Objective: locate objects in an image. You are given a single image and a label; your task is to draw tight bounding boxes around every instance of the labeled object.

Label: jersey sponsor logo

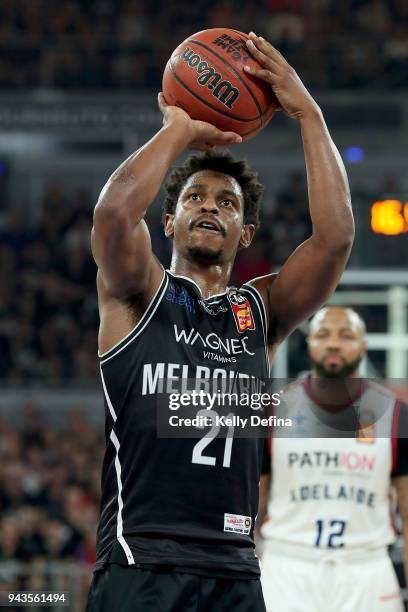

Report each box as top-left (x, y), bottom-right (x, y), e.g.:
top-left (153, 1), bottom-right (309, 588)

top-left (227, 292), bottom-right (255, 333)
top-left (224, 513), bottom-right (252, 535)
top-left (288, 450), bottom-right (376, 471)
top-left (202, 351), bottom-right (237, 363)
top-left (166, 285), bottom-right (196, 313)
top-left (173, 324), bottom-right (255, 356)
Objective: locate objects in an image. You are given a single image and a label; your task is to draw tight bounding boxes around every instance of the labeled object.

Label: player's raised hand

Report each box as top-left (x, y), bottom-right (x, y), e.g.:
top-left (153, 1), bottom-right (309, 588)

top-left (158, 92), bottom-right (242, 151)
top-left (244, 33), bottom-right (319, 120)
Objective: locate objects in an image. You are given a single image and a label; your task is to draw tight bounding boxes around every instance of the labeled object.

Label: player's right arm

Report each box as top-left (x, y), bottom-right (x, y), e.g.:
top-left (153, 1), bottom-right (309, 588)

top-left (258, 473), bottom-right (271, 528)
top-left (255, 473), bottom-right (271, 557)
top-left (92, 95), bottom-right (241, 353)
top-left (255, 440), bottom-right (272, 553)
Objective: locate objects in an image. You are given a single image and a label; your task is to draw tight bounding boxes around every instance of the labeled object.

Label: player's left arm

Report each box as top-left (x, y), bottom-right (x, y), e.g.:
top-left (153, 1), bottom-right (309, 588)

top-left (245, 33), bottom-right (354, 342)
top-left (392, 405), bottom-right (408, 586)
top-left (393, 476), bottom-right (408, 587)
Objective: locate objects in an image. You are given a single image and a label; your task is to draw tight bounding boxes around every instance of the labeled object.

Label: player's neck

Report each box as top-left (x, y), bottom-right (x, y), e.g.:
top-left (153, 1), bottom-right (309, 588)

top-left (308, 370), bottom-right (363, 409)
top-left (169, 256), bottom-right (232, 299)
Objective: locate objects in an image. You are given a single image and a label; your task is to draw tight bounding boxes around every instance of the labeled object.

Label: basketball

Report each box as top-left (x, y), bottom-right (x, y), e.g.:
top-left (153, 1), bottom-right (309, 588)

top-left (162, 28), bottom-right (280, 140)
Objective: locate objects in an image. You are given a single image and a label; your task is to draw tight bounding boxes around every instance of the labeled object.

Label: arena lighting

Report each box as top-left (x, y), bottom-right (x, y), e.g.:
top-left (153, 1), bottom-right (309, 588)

top-left (344, 146), bottom-right (365, 163)
top-left (371, 199), bottom-right (408, 235)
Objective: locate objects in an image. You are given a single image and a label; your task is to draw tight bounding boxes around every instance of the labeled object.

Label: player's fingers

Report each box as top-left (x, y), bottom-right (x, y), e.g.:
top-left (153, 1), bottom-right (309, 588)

top-left (216, 131), bottom-right (242, 144)
top-left (157, 92), bottom-right (168, 114)
top-left (245, 39), bottom-right (279, 71)
top-left (244, 65), bottom-right (278, 84)
top-left (248, 33), bottom-right (286, 64)
top-left (202, 126), bottom-right (242, 144)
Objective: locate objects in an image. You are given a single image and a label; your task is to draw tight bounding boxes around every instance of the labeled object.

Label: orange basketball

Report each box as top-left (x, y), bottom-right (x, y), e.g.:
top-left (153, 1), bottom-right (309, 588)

top-left (162, 28), bottom-right (280, 140)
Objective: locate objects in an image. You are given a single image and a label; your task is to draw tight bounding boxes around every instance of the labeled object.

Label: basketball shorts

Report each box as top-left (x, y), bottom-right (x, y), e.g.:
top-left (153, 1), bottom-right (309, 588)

top-left (86, 563), bottom-right (267, 612)
top-left (261, 542), bottom-right (404, 612)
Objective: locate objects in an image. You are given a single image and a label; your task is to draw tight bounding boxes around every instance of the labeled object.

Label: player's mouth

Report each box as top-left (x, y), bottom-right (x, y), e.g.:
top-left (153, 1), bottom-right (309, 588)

top-left (323, 354), bottom-right (344, 367)
top-left (191, 217), bottom-right (225, 236)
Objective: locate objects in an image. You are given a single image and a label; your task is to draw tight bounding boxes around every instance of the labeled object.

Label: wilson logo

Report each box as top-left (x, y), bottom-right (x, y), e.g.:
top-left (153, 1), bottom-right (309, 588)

top-left (180, 47), bottom-right (239, 109)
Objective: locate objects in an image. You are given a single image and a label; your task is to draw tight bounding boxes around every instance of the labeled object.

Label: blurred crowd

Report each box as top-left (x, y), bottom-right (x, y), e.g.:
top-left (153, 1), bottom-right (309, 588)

top-left (0, 402), bottom-right (102, 597)
top-left (0, 184), bottom-right (99, 383)
top-left (0, 0), bottom-right (407, 90)
top-left (0, 172), bottom-right (311, 383)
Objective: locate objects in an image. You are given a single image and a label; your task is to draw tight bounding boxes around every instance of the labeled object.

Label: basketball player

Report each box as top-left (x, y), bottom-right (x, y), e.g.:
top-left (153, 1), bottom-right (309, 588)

top-left (86, 33), bottom-right (354, 611)
top-left (259, 306), bottom-right (408, 612)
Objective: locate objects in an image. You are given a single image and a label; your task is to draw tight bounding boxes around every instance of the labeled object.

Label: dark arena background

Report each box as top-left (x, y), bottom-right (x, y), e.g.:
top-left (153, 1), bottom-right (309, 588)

top-left (0, 1), bottom-right (407, 610)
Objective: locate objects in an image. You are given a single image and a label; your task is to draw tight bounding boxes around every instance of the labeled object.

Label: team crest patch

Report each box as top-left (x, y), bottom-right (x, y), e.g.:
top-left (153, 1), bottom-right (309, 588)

top-left (228, 291), bottom-right (255, 333)
top-left (356, 410), bottom-right (376, 444)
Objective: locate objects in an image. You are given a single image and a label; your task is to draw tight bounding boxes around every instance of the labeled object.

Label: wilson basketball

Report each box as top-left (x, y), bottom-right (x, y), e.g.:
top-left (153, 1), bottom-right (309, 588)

top-left (162, 28), bottom-right (280, 140)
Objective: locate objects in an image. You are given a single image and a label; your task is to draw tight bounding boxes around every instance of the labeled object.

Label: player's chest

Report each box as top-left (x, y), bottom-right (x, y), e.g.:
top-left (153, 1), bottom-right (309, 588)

top-left (157, 289), bottom-right (265, 369)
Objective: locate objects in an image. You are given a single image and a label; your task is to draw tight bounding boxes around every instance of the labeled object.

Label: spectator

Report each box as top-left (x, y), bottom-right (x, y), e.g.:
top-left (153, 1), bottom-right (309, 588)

top-left (0, 0), bottom-right (406, 90)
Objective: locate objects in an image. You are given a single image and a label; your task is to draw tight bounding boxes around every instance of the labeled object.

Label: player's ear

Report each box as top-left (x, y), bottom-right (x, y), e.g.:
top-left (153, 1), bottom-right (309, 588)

top-left (164, 213), bottom-right (175, 237)
top-left (239, 224), bottom-right (255, 248)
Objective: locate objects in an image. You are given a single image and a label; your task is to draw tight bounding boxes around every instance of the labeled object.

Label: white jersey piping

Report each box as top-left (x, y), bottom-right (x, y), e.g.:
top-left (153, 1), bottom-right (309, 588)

top-left (100, 369), bottom-right (135, 565)
top-left (166, 269), bottom-right (229, 301)
top-left (241, 284), bottom-right (270, 374)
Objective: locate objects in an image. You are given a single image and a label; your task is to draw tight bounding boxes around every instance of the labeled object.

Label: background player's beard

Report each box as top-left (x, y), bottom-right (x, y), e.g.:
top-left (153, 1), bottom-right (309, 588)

top-left (187, 245), bottom-right (223, 264)
top-left (310, 354), bottom-right (363, 378)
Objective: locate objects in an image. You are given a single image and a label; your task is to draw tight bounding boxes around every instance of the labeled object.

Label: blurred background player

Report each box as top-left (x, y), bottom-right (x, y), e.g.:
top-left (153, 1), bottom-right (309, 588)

top-left (258, 306), bottom-right (408, 612)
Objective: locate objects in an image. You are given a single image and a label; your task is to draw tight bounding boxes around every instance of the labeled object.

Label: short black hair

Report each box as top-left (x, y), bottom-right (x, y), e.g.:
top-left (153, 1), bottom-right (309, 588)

top-left (163, 150), bottom-right (263, 229)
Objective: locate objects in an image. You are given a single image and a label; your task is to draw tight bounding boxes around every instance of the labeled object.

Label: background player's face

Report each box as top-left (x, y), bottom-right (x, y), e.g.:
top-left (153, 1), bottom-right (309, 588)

top-left (307, 308), bottom-right (367, 378)
top-left (165, 170), bottom-right (254, 264)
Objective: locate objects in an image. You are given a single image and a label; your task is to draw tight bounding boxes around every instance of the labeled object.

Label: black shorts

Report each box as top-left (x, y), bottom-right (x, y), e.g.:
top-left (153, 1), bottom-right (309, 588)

top-left (86, 564), bottom-right (267, 612)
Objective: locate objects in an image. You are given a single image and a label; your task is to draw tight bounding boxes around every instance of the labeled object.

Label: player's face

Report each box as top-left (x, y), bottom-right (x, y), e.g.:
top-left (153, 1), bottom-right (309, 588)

top-left (307, 308), bottom-right (367, 378)
top-left (165, 170), bottom-right (254, 264)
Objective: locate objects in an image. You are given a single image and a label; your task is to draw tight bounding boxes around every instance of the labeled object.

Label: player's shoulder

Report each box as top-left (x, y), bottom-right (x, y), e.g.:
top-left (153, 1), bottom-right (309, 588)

top-left (364, 379), bottom-right (399, 404)
top-left (280, 375), bottom-right (308, 399)
top-left (243, 273), bottom-right (277, 302)
top-left (245, 273), bottom-right (279, 290)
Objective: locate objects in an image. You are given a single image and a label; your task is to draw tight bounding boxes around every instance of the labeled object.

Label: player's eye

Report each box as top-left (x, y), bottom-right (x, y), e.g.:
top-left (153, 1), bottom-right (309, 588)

top-left (221, 199), bottom-right (233, 207)
top-left (189, 193), bottom-right (201, 201)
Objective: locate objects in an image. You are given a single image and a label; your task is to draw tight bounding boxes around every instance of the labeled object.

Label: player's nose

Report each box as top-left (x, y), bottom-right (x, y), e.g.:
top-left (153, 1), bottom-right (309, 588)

top-left (200, 199), bottom-right (219, 214)
top-left (326, 342), bottom-right (341, 352)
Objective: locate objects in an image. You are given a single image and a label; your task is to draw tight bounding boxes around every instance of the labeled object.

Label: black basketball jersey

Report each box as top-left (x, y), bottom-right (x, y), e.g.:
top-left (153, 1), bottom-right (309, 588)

top-left (95, 269), bottom-right (270, 577)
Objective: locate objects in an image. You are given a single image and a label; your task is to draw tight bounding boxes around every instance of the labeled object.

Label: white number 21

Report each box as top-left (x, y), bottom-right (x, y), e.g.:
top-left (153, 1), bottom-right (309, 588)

top-left (191, 409), bottom-right (235, 468)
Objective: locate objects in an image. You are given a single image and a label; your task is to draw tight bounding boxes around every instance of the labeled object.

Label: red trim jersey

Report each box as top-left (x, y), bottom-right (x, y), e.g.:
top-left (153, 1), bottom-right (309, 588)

top-left (262, 377), bottom-right (408, 553)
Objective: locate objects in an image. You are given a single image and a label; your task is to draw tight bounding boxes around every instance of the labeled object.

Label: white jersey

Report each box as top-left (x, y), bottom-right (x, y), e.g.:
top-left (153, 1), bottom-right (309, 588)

top-left (261, 378), bottom-right (400, 554)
